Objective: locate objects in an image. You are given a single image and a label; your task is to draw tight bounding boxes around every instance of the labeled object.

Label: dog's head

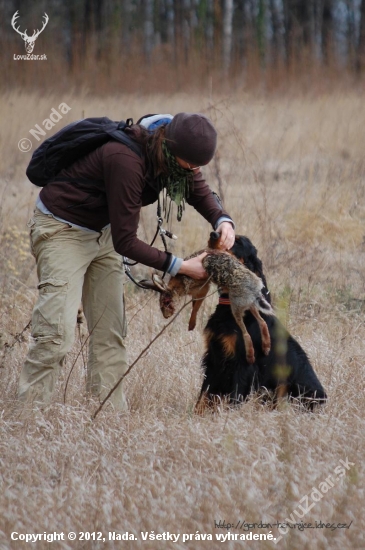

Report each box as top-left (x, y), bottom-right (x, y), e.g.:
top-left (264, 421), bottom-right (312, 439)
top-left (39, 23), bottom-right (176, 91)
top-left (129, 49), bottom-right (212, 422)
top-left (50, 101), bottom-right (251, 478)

top-left (208, 232), bottom-right (271, 304)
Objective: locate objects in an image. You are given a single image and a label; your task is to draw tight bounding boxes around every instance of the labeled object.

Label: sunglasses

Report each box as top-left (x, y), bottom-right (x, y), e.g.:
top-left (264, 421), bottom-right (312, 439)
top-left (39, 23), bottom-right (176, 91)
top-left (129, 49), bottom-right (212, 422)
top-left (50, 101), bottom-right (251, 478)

top-left (175, 156), bottom-right (201, 172)
top-left (187, 163), bottom-right (201, 171)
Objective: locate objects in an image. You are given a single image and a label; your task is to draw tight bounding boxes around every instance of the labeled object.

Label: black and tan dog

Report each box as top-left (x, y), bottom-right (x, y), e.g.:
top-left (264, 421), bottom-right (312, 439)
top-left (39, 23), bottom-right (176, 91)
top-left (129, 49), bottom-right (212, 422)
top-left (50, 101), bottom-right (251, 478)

top-left (195, 233), bottom-right (327, 412)
top-left (146, 232), bottom-right (327, 412)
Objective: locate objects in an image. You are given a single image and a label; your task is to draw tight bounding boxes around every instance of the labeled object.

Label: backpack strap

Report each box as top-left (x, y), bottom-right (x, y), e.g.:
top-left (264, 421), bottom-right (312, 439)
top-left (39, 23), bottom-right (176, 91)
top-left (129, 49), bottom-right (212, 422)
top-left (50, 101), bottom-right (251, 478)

top-left (105, 121), bottom-right (142, 158)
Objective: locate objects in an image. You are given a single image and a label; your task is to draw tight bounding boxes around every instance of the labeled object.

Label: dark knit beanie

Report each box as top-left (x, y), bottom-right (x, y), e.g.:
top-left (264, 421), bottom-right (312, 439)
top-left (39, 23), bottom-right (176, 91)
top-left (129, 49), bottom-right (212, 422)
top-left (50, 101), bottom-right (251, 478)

top-left (164, 112), bottom-right (217, 166)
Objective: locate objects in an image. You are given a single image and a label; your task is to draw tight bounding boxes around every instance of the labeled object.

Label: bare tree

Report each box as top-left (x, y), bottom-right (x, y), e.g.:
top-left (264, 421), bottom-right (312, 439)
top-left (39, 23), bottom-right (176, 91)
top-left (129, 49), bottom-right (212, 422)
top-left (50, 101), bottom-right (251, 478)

top-left (165, 0), bottom-right (175, 44)
top-left (270, 0), bottom-right (282, 63)
top-left (144, 0), bottom-right (155, 61)
top-left (205, 0), bottom-right (214, 62)
top-left (346, 0), bottom-right (357, 69)
top-left (321, 0), bottom-right (334, 64)
top-left (120, 0), bottom-right (134, 54)
top-left (182, 0), bottom-right (191, 63)
top-left (222, 0), bottom-right (234, 73)
top-left (357, 0), bottom-right (365, 72)
top-left (283, 0), bottom-right (315, 63)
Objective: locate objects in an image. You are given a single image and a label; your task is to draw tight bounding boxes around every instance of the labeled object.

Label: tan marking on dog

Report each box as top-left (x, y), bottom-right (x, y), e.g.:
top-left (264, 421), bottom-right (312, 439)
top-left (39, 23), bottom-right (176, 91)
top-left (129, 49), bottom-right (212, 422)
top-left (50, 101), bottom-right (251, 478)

top-left (204, 328), bottom-right (214, 349)
top-left (219, 333), bottom-right (237, 357)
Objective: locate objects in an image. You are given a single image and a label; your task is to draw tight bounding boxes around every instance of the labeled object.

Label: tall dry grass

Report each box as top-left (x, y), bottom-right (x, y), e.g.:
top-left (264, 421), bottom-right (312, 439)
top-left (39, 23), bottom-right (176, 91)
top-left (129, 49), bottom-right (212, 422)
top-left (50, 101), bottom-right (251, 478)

top-left (0, 90), bottom-right (364, 549)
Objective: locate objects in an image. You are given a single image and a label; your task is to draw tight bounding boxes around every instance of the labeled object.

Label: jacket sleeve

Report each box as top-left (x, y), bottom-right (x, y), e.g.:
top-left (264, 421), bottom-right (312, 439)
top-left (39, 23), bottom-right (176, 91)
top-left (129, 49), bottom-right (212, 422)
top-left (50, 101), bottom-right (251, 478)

top-left (102, 144), bottom-right (171, 271)
top-left (186, 171), bottom-right (234, 228)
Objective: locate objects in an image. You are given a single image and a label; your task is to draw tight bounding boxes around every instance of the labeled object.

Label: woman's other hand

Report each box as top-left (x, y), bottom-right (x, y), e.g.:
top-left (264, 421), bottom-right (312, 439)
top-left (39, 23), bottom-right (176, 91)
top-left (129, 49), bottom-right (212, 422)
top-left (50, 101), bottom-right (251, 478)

top-left (179, 252), bottom-right (208, 279)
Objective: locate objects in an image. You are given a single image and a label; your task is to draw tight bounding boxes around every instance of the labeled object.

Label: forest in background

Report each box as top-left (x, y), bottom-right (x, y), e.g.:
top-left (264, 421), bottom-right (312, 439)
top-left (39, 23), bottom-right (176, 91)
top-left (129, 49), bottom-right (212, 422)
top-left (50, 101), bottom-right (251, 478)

top-left (1, 3), bottom-right (365, 548)
top-left (2, 0), bottom-right (365, 93)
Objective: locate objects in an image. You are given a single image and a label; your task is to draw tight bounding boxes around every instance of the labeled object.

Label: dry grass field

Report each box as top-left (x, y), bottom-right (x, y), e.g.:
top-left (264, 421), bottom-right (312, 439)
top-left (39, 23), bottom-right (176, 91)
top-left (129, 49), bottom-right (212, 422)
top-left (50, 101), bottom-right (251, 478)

top-left (0, 90), bottom-right (364, 550)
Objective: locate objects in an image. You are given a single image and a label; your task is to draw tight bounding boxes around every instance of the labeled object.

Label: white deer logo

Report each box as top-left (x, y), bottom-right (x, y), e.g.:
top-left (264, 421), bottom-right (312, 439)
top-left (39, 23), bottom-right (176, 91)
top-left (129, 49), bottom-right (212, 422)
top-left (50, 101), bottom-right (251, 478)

top-left (11, 11), bottom-right (49, 54)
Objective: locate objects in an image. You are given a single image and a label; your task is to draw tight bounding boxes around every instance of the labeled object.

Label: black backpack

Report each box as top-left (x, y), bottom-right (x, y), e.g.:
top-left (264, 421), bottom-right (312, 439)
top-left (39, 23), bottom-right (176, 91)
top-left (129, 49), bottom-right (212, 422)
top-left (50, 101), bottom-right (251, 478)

top-left (26, 117), bottom-right (142, 187)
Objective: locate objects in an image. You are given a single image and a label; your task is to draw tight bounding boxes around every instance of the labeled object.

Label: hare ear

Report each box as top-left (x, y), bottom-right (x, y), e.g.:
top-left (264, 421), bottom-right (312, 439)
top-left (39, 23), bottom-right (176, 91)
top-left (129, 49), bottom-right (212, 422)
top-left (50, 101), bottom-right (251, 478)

top-left (152, 273), bottom-right (169, 292)
top-left (138, 275), bottom-right (168, 293)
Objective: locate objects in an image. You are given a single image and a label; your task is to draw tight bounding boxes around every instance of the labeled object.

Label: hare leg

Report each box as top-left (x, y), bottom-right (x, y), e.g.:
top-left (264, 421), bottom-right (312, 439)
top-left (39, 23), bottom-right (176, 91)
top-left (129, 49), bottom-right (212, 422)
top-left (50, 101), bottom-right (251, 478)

top-left (231, 306), bottom-right (255, 364)
top-left (188, 282), bottom-right (210, 331)
top-left (250, 306), bottom-right (271, 355)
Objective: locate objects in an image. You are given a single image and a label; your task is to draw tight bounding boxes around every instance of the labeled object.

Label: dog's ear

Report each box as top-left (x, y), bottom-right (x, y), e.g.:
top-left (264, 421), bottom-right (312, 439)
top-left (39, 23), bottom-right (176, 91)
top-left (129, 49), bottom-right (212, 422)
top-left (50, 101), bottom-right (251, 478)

top-left (230, 236), bottom-right (257, 270)
top-left (259, 277), bottom-right (271, 304)
top-left (253, 263), bottom-right (271, 305)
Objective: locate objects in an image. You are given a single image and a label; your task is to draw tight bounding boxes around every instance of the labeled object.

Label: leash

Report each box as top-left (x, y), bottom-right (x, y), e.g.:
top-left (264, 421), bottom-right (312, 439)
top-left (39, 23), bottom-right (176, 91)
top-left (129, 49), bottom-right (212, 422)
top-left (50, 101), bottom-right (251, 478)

top-left (123, 194), bottom-right (177, 290)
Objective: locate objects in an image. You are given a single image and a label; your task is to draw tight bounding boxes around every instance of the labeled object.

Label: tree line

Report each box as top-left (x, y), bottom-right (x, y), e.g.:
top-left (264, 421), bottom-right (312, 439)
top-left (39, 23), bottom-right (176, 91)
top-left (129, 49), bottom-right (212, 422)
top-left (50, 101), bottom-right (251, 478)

top-left (2, 0), bottom-right (365, 91)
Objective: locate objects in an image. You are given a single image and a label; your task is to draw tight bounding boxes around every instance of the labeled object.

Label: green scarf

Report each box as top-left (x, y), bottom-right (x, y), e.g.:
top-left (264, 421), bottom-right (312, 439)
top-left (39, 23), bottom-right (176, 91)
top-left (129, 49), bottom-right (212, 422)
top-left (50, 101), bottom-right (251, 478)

top-left (158, 140), bottom-right (194, 222)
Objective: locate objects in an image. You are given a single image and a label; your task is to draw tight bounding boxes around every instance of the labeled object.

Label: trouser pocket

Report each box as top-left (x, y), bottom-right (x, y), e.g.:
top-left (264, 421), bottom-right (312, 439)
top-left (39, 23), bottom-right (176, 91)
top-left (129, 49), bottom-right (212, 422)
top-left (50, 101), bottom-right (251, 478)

top-left (32, 278), bottom-right (68, 338)
top-left (29, 211), bottom-right (72, 258)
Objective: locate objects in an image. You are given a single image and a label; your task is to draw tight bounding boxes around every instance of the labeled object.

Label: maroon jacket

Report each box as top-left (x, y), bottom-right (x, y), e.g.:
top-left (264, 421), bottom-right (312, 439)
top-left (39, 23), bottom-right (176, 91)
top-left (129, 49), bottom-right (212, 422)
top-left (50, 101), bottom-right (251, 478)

top-left (40, 141), bottom-right (232, 271)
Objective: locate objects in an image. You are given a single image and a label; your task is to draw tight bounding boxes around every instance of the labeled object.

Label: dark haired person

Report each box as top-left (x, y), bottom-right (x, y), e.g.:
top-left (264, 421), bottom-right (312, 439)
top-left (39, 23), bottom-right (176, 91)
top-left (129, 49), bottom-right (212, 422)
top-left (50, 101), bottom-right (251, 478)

top-left (18, 112), bottom-right (235, 410)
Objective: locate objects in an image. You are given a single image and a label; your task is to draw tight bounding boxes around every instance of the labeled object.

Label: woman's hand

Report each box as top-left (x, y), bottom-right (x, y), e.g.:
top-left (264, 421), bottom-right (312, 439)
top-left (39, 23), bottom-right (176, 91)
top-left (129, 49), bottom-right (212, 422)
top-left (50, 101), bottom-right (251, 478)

top-left (179, 252), bottom-right (208, 279)
top-left (215, 222), bottom-right (235, 250)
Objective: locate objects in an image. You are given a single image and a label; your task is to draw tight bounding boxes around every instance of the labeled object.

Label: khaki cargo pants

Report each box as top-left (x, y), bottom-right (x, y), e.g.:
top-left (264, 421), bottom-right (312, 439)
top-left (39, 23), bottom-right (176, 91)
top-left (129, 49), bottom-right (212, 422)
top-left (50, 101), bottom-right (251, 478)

top-left (18, 208), bottom-right (128, 410)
